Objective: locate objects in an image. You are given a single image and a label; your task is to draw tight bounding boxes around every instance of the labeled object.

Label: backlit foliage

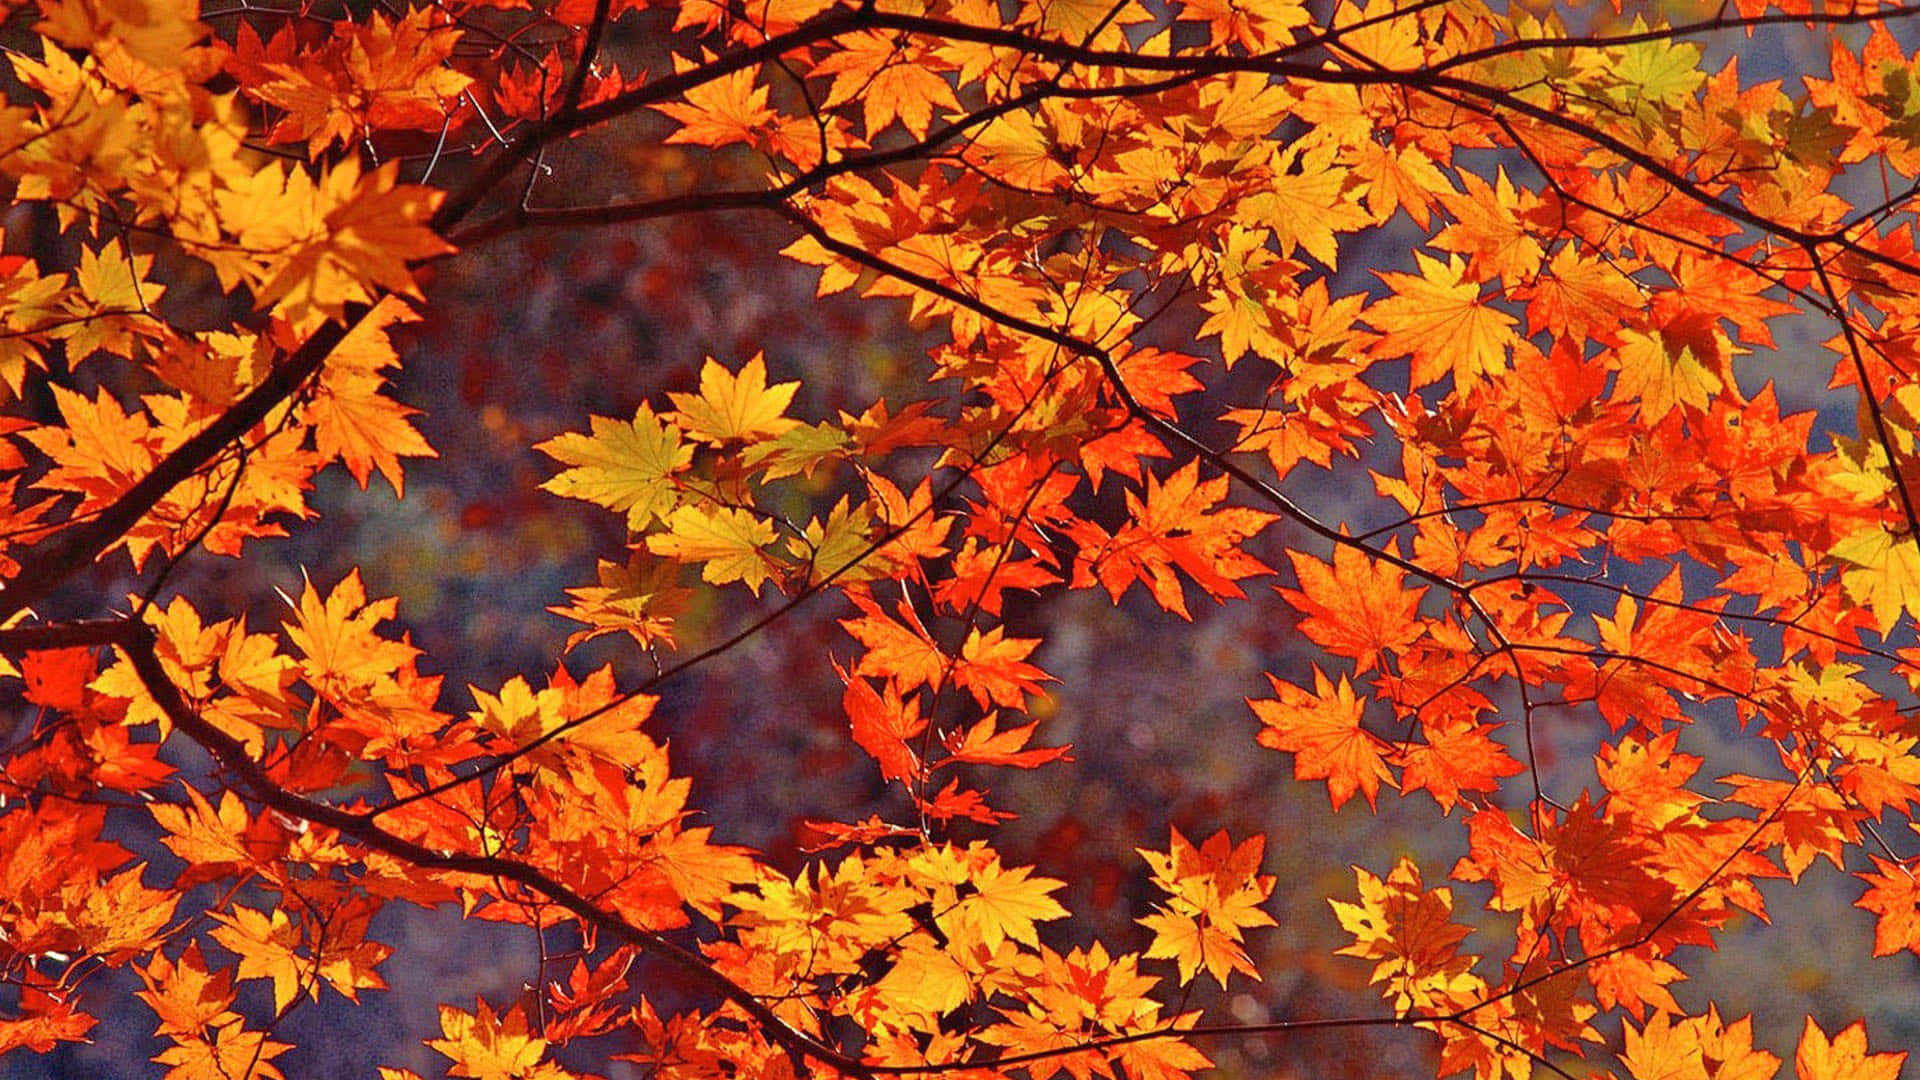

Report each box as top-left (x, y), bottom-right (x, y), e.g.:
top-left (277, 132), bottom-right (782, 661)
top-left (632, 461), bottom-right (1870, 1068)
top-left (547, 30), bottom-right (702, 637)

top-left (3, 0), bottom-right (1920, 1076)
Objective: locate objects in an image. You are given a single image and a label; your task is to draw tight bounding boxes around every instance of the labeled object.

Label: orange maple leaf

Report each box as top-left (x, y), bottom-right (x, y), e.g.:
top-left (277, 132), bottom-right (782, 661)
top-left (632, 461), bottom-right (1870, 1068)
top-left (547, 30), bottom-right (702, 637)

top-left (840, 668), bottom-right (925, 783)
top-left (653, 58), bottom-right (778, 149)
top-left (1137, 828), bottom-right (1277, 986)
top-left (1250, 665), bottom-right (1395, 810)
top-left (1854, 856), bottom-right (1920, 956)
top-left (1280, 541), bottom-right (1426, 672)
top-left (953, 625), bottom-right (1050, 709)
top-left (1794, 1016), bottom-right (1905, 1080)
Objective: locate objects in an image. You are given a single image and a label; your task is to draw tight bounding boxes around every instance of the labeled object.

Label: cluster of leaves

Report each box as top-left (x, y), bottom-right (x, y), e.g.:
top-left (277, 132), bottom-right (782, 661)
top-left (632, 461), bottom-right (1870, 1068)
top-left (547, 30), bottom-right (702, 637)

top-left (3, 0), bottom-right (1920, 1075)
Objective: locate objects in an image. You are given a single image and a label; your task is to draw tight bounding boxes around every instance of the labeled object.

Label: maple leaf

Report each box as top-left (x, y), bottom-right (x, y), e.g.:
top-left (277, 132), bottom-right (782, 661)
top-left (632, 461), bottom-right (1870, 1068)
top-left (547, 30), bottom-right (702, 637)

top-left (1398, 716), bottom-right (1524, 814)
top-left (70, 864), bottom-right (176, 958)
top-left (547, 555), bottom-right (688, 652)
top-left (0, 999), bottom-right (94, 1059)
top-left (21, 384), bottom-right (164, 515)
top-left (953, 625), bottom-right (1050, 709)
top-left (226, 159), bottom-right (452, 326)
top-left (841, 587), bottom-right (948, 692)
top-left (1431, 168), bottom-right (1545, 285)
top-left (307, 297), bottom-right (435, 494)
top-left (841, 668), bottom-right (926, 783)
top-left (62, 247), bottom-right (166, 362)
top-left (469, 665), bottom-right (660, 770)
top-left (153, 1018), bottom-right (292, 1080)
top-left (429, 1001), bottom-right (571, 1080)
top-left (1368, 252), bottom-right (1519, 391)
top-left (137, 943), bottom-right (237, 1039)
top-left (666, 353), bottom-right (800, 446)
top-left (1280, 541), bottom-right (1426, 672)
top-left (645, 505), bottom-right (781, 590)
top-left (791, 495), bottom-right (886, 584)
top-left (207, 906), bottom-right (309, 1013)
top-left (919, 778), bottom-right (1016, 825)
top-left (248, 9), bottom-right (471, 153)
top-left (1330, 857), bottom-right (1478, 1012)
top-left (1620, 1008), bottom-right (1780, 1080)
top-left (943, 712), bottom-right (1071, 768)
top-left (810, 31), bottom-right (961, 140)
top-left (37, 0), bottom-right (204, 70)
top-left (20, 645), bottom-right (95, 713)
top-left (148, 788), bottom-right (262, 880)
top-left (1070, 461), bottom-right (1278, 618)
top-left (1614, 325), bottom-right (1725, 421)
top-left (1793, 1017), bottom-right (1905, 1080)
top-left (283, 569), bottom-right (419, 707)
top-left (1830, 524), bottom-right (1920, 634)
top-left (1240, 144), bottom-right (1368, 269)
top-left (1605, 24), bottom-right (1708, 110)
top-left (1853, 856), bottom-right (1920, 956)
top-left (652, 59), bottom-right (777, 149)
top-left (1250, 666), bottom-right (1395, 810)
top-left (538, 404), bottom-right (692, 530)
top-left (945, 856), bottom-right (1069, 949)
top-left (965, 109), bottom-right (1073, 191)
top-left (1137, 828), bottom-right (1277, 987)
top-left (1519, 242), bottom-right (1645, 345)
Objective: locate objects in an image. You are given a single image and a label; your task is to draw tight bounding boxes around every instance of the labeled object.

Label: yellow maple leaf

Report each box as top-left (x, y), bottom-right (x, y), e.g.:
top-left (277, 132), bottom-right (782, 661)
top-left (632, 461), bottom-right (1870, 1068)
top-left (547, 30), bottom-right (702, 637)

top-left (1620, 1008), bottom-right (1779, 1080)
top-left (1239, 144), bottom-right (1369, 269)
top-left (136, 942), bottom-right (238, 1040)
top-left (1367, 252), bottom-right (1518, 392)
top-left (62, 246), bottom-right (165, 362)
top-left (811, 31), bottom-right (960, 139)
top-left (229, 159), bottom-right (451, 328)
top-left (1329, 857), bottom-right (1479, 1012)
top-left (38, 0), bottom-right (205, 72)
top-left (537, 405), bottom-right (691, 530)
top-left (946, 856), bottom-right (1069, 950)
top-left (306, 299), bottom-right (435, 494)
top-left (71, 864), bottom-right (176, 958)
top-left (1830, 525), bottom-right (1920, 634)
top-left (153, 1017), bottom-right (291, 1080)
top-left (1613, 326), bottom-right (1724, 421)
top-left (666, 353), bottom-right (799, 446)
top-left (874, 935), bottom-right (972, 1018)
top-left (149, 787), bottom-right (255, 870)
top-left (645, 505), bottom-right (780, 590)
top-left (468, 668), bottom-right (659, 771)
top-left (965, 109), bottom-right (1071, 192)
top-left (429, 1001), bottom-right (571, 1080)
top-left (282, 569), bottom-right (421, 705)
top-left (207, 906), bottom-right (305, 1013)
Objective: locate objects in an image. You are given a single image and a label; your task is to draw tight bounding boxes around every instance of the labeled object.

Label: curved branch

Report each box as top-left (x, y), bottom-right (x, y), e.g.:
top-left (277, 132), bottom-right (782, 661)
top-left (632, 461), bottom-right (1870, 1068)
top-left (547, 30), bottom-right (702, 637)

top-left (112, 618), bottom-right (874, 1079)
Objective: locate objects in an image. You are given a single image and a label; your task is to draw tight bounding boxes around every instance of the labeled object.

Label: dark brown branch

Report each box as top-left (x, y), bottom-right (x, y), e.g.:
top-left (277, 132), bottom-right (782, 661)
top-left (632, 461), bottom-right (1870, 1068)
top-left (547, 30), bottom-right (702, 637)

top-left (0, 618), bottom-right (145, 651)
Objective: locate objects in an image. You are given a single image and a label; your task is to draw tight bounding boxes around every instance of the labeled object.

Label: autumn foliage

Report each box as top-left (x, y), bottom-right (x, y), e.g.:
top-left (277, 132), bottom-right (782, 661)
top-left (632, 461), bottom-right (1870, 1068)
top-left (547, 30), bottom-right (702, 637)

top-left (6, 0), bottom-right (1920, 1075)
